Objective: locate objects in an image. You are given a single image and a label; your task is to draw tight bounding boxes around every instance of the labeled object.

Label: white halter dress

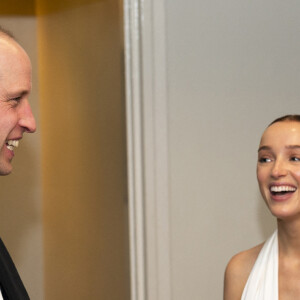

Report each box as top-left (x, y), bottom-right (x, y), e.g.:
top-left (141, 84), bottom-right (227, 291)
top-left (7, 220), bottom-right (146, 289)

top-left (241, 230), bottom-right (278, 299)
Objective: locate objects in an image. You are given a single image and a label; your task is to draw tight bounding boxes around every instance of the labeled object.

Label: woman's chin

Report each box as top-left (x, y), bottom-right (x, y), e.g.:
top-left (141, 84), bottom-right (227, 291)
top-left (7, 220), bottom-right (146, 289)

top-left (270, 209), bottom-right (300, 222)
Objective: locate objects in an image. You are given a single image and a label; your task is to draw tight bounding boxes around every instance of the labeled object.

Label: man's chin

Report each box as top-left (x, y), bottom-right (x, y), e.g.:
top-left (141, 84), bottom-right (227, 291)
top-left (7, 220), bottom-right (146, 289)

top-left (0, 163), bottom-right (13, 176)
top-left (0, 171), bottom-right (12, 176)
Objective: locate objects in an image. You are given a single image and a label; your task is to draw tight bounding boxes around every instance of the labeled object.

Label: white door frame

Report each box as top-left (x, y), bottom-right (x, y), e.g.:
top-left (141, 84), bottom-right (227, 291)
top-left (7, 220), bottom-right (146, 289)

top-left (123, 0), bottom-right (172, 299)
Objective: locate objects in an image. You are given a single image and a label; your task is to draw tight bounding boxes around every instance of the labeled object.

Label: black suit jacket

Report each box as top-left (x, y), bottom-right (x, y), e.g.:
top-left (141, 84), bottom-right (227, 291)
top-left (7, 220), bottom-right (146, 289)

top-left (0, 239), bottom-right (29, 300)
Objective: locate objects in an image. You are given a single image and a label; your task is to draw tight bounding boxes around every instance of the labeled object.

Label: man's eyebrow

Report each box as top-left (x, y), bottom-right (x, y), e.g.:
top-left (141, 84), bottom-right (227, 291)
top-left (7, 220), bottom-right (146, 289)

top-left (9, 90), bottom-right (29, 98)
top-left (18, 90), bottom-right (29, 96)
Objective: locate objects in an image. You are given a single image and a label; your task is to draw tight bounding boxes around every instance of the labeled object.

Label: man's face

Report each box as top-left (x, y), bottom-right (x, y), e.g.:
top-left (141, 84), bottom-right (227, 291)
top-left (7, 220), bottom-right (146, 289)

top-left (0, 37), bottom-right (36, 175)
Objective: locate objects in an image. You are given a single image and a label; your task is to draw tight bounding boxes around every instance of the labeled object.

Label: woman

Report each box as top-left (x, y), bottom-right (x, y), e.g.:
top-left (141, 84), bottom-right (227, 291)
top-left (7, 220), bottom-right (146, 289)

top-left (224, 115), bottom-right (300, 300)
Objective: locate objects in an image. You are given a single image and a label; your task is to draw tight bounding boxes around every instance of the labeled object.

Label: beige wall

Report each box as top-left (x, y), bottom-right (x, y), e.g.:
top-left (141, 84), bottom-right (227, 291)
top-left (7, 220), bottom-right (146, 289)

top-left (36, 0), bottom-right (129, 299)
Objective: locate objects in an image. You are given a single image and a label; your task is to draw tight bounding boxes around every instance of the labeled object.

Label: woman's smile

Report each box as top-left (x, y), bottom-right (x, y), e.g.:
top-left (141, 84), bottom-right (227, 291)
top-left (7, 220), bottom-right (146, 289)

top-left (269, 183), bottom-right (297, 202)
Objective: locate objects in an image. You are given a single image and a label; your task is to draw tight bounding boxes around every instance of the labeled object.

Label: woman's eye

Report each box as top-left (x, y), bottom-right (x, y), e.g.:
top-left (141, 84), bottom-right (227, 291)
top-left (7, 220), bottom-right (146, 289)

top-left (291, 157), bottom-right (300, 162)
top-left (258, 157), bottom-right (272, 163)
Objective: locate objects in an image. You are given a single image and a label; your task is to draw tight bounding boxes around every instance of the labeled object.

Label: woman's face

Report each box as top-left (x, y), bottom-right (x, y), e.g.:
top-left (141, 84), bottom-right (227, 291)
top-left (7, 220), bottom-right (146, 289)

top-left (257, 121), bottom-right (300, 220)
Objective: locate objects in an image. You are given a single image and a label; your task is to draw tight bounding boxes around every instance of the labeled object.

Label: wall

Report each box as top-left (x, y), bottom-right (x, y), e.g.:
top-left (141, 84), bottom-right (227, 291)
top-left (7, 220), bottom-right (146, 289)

top-left (36, 0), bottom-right (130, 299)
top-left (165, 0), bottom-right (300, 299)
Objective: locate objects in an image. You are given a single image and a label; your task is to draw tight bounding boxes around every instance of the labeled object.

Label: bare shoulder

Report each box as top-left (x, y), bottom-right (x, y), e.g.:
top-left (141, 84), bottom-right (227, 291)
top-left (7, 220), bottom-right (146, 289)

top-left (223, 243), bottom-right (264, 300)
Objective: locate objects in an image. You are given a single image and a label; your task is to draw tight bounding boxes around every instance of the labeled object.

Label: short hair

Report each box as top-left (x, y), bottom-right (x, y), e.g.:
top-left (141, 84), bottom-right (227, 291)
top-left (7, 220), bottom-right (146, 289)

top-left (268, 114), bottom-right (300, 127)
top-left (0, 26), bottom-right (14, 40)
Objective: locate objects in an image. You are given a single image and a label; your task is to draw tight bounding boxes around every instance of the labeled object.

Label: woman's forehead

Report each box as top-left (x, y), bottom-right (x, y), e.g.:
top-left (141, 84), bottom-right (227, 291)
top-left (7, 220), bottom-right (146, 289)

top-left (260, 121), bottom-right (300, 145)
top-left (266, 121), bottom-right (300, 133)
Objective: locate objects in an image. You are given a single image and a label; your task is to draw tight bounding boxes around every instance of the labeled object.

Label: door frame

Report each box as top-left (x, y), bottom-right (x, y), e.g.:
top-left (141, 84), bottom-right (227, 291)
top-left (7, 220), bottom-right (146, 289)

top-left (123, 0), bottom-right (172, 299)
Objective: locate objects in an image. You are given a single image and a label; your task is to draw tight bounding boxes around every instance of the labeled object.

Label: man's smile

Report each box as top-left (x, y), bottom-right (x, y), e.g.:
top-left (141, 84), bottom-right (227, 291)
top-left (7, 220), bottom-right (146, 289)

top-left (5, 139), bottom-right (19, 151)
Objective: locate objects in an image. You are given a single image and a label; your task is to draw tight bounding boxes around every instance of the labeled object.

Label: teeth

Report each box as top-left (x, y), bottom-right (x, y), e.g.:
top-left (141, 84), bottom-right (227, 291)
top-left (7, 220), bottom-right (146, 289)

top-left (6, 140), bottom-right (19, 151)
top-left (270, 185), bottom-right (296, 192)
top-left (7, 140), bottom-right (19, 147)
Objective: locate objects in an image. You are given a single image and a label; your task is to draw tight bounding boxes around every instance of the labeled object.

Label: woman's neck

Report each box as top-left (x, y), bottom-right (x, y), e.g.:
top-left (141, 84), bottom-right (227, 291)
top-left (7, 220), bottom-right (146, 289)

top-left (278, 218), bottom-right (300, 257)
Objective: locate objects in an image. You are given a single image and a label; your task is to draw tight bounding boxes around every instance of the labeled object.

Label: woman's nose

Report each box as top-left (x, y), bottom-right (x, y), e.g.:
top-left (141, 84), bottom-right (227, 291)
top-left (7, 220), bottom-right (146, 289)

top-left (18, 100), bottom-right (36, 133)
top-left (271, 159), bottom-right (288, 178)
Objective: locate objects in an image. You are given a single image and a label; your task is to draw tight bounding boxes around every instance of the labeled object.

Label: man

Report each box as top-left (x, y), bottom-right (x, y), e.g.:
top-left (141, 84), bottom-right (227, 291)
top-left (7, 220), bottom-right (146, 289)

top-left (0, 28), bottom-right (36, 299)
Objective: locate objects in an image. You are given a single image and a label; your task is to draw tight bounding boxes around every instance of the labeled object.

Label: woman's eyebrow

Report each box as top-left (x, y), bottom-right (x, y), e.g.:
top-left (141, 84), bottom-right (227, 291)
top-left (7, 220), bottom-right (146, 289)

top-left (258, 145), bottom-right (300, 152)
top-left (286, 145), bottom-right (300, 149)
top-left (258, 145), bottom-right (271, 152)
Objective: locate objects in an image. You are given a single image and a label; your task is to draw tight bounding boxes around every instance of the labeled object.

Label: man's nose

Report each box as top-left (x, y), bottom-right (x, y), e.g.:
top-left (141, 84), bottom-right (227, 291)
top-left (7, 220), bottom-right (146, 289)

top-left (271, 158), bottom-right (288, 178)
top-left (18, 100), bottom-right (36, 133)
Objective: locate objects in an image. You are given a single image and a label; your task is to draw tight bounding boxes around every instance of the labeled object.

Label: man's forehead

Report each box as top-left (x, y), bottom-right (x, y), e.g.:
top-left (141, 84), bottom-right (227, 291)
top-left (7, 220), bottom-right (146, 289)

top-left (0, 36), bottom-right (16, 50)
top-left (0, 37), bottom-right (32, 97)
top-left (0, 39), bottom-right (30, 69)
top-left (0, 37), bottom-right (26, 61)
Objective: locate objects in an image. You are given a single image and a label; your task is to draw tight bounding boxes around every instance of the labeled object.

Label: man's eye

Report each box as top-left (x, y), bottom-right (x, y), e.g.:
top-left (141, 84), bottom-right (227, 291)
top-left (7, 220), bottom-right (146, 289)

top-left (11, 97), bottom-right (21, 102)
top-left (9, 97), bottom-right (22, 107)
top-left (258, 157), bottom-right (272, 163)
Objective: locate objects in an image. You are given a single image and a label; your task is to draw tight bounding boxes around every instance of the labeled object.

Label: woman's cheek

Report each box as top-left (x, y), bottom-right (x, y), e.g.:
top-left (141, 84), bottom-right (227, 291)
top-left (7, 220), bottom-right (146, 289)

top-left (292, 168), bottom-right (300, 181)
